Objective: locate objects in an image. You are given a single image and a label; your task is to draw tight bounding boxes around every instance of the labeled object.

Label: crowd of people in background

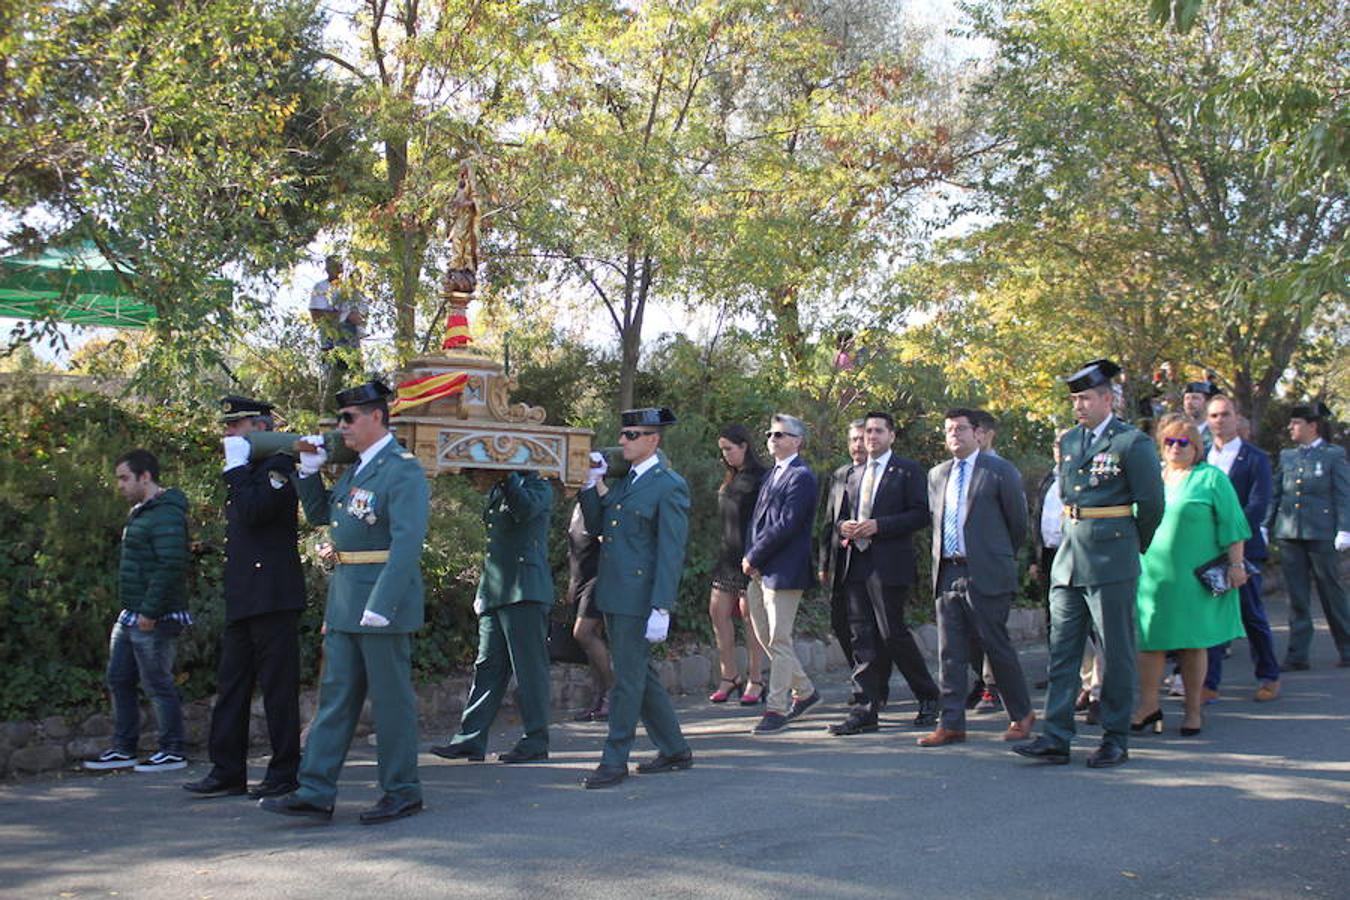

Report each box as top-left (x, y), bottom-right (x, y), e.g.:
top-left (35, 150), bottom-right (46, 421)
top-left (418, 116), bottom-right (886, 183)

top-left (80, 357), bottom-right (1349, 821)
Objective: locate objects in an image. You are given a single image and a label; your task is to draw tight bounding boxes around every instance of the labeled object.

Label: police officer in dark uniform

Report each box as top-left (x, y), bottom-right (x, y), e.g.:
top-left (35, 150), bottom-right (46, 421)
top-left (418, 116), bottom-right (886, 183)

top-left (184, 396), bottom-right (305, 798)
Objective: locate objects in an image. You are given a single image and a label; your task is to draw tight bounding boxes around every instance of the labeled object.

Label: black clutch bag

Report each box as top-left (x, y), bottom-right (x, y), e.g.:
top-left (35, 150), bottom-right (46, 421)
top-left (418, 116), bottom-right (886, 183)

top-left (1193, 555), bottom-right (1257, 596)
top-left (548, 616), bottom-right (590, 665)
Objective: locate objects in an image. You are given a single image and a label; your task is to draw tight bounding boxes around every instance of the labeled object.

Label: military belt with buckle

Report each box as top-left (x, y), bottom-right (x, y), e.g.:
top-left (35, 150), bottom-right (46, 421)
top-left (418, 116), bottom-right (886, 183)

top-left (335, 550), bottom-right (390, 564)
top-left (1065, 504), bottom-right (1133, 521)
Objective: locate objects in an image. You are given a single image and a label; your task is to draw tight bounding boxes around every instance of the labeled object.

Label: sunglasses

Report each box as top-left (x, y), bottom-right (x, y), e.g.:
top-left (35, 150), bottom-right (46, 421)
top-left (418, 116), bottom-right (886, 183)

top-left (338, 409), bottom-right (371, 424)
top-left (764, 430), bottom-right (801, 440)
top-left (1163, 436), bottom-right (1191, 447)
top-left (619, 429), bottom-right (657, 441)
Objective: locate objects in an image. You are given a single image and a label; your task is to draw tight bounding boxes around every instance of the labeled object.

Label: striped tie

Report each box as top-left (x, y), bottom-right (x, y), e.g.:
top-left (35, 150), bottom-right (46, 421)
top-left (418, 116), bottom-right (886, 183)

top-left (943, 459), bottom-right (967, 557)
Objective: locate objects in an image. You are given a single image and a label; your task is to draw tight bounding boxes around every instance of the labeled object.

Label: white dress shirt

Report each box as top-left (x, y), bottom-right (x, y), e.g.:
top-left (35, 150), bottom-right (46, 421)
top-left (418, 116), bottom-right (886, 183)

top-left (629, 453), bottom-right (660, 484)
top-left (1040, 475), bottom-right (1063, 549)
top-left (354, 432), bottom-right (394, 477)
top-left (1207, 436), bottom-right (1242, 475)
top-left (770, 452), bottom-right (800, 486)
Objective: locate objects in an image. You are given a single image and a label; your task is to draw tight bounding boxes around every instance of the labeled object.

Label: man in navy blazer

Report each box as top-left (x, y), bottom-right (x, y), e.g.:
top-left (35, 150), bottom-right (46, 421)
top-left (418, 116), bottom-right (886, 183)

top-left (742, 413), bottom-right (820, 734)
top-left (1203, 395), bottom-right (1280, 699)
top-left (827, 411), bottom-right (940, 735)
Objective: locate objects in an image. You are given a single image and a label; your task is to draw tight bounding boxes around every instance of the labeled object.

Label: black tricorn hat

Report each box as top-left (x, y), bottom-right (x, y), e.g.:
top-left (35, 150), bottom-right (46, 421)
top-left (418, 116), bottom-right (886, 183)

top-left (1289, 401), bottom-right (1332, 422)
top-left (1063, 358), bottom-right (1122, 393)
top-left (620, 407), bottom-right (677, 428)
top-left (1183, 381), bottom-right (1221, 397)
top-left (218, 395), bottom-right (273, 422)
top-left (335, 380), bottom-right (393, 409)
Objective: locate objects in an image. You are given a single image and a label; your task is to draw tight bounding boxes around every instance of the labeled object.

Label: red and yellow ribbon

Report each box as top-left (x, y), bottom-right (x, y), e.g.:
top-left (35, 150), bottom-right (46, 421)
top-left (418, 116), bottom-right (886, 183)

top-left (390, 370), bottom-right (469, 416)
top-left (442, 313), bottom-right (471, 349)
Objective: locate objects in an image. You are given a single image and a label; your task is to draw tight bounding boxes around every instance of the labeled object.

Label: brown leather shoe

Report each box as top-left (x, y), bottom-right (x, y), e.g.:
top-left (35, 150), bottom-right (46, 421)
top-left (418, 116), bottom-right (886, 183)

top-left (1202, 687), bottom-right (1220, 703)
top-left (1253, 680), bottom-right (1280, 702)
top-left (916, 726), bottom-right (967, 747)
top-left (1002, 712), bottom-right (1036, 742)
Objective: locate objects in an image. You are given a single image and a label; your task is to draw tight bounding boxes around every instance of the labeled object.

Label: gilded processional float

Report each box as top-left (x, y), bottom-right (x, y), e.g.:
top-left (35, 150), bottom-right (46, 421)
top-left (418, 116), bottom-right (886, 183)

top-left (382, 163), bottom-right (593, 487)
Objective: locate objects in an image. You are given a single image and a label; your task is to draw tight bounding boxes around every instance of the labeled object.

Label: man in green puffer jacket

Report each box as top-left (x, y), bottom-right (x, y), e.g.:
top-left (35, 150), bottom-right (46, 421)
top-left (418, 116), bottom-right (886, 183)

top-left (83, 449), bottom-right (193, 774)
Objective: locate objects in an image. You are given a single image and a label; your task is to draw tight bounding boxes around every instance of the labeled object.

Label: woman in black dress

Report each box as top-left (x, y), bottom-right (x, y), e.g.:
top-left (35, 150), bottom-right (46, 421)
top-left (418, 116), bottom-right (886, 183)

top-left (709, 424), bottom-right (769, 704)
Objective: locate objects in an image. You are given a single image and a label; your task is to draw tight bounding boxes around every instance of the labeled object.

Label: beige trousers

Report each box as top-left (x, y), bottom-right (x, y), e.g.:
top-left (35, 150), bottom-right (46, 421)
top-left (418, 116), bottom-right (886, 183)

top-left (745, 579), bottom-right (814, 715)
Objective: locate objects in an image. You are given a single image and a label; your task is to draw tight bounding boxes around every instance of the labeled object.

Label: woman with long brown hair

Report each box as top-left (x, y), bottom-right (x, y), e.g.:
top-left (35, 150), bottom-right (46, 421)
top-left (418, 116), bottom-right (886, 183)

top-left (708, 424), bottom-right (770, 704)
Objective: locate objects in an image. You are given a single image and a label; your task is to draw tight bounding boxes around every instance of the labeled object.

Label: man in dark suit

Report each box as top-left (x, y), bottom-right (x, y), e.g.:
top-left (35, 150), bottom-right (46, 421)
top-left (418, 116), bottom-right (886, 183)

top-left (260, 381), bottom-right (429, 824)
top-left (431, 469), bottom-right (554, 763)
top-left (1265, 401), bottom-right (1350, 669)
top-left (185, 397), bottom-right (305, 799)
top-left (1202, 395), bottom-right (1280, 700)
top-left (919, 409), bottom-right (1034, 747)
top-left (817, 419), bottom-right (867, 702)
top-left (827, 411), bottom-right (940, 735)
top-left (578, 408), bottom-right (693, 789)
top-left (743, 413), bottom-right (820, 734)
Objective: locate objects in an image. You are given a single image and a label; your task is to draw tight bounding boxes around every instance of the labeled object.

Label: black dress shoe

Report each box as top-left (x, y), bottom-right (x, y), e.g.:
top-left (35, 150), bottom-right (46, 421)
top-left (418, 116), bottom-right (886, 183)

top-left (827, 714), bottom-right (879, 736)
top-left (752, 712), bottom-right (790, 734)
top-left (258, 793), bottom-right (333, 821)
top-left (430, 743), bottom-right (485, 762)
top-left (635, 749), bottom-right (694, 774)
top-left (498, 748), bottom-right (549, 764)
top-left (913, 699), bottom-right (939, 728)
top-left (248, 780), bottom-right (299, 799)
top-left (583, 765), bottom-right (628, 789)
top-left (785, 689), bottom-right (820, 721)
top-left (1086, 743), bottom-right (1129, 769)
top-left (1012, 735), bottom-right (1070, 764)
top-left (183, 775), bottom-right (247, 797)
top-left (359, 794), bottom-right (423, 825)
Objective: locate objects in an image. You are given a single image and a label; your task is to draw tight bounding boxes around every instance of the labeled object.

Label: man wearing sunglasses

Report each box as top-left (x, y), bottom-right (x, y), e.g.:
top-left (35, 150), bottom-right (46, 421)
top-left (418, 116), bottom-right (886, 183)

top-left (1013, 359), bottom-right (1163, 769)
top-left (743, 414), bottom-right (820, 734)
top-left (260, 380), bottom-right (430, 824)
top-left (579, 407), bottom-right (693, 788)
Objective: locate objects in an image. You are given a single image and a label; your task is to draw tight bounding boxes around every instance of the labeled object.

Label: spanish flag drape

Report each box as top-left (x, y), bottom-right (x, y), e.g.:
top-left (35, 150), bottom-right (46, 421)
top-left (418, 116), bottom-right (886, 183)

top-left (390, 370), bottom-right (469, 416)
top-left (441, 312), bottom-right (471, 349)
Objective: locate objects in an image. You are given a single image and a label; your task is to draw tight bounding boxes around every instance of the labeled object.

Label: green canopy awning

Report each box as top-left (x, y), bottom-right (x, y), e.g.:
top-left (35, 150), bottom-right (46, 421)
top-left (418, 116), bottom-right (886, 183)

top-left (0, 239), bottom-right (157, 328)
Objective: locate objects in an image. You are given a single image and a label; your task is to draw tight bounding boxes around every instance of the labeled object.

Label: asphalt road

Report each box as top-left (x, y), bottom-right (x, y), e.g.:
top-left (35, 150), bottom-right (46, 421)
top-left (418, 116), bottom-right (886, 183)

top-left (3, 597), bottom-right (1348, 899)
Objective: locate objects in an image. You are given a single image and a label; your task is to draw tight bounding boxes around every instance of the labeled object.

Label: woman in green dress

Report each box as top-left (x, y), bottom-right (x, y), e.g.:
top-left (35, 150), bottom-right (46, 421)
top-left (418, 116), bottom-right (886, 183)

top-left (1133, 414), bottom-right (1250, 737)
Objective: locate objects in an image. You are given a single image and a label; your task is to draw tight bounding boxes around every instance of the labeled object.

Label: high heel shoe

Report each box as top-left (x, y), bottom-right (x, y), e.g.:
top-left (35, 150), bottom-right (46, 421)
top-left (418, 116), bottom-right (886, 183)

top-left (709, 677), bottom-right (742, 703)
top-left (1130, 709), bottom-right (1164, 734)
top-left (739, 681), bottom-right (766, 706)
top-left (1179, 715), bottom-right (1203, 737)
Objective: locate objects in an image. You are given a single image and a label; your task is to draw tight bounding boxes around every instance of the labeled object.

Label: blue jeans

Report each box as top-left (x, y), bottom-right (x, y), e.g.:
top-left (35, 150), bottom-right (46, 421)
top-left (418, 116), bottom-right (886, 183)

top-left (107, 620), bottom-right (185, 755)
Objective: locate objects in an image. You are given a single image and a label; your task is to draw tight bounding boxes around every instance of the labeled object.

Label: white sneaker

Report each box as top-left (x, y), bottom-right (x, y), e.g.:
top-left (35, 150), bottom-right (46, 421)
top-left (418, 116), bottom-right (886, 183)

top-left (134, 752), bottom-right (187, 772)
top-left (83, 749), bottom-right (137, 771)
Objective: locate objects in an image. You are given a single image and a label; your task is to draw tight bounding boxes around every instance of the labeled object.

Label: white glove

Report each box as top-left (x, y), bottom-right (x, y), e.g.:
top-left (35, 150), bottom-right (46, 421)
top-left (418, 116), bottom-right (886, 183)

top-left (222, 436), bottom-right (250, 471)
top-left (298, 434), bottom-right (327, 476)
top-left (645, 608), bottom-right (670, 644)
top-left (583, 451), bottom-right (608, 490)
top-left (1335, 531), bottom-right (1350, 552)
top-left (1260, 526), bottom-right (1269, 545)
top-left (472, 596), bottom-right (486, 615)
top-left (359, 610), bottom-right (390, 628)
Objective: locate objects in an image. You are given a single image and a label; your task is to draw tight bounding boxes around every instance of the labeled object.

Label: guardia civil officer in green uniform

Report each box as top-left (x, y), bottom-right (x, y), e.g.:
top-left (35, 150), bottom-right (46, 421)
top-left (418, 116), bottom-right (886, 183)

top-left (430, 469), bottom-right (554, 763)
top-left (1014, 359), bottom-right (1164, 769)
top-left (1266, 402), bottom-right (1350, 669)
top-left (579, 407), bottom-right (693, 789)
top-left (259, 381), bottom-right (430, 824)
top-left (1181, 381), bottom-right (1220, 453)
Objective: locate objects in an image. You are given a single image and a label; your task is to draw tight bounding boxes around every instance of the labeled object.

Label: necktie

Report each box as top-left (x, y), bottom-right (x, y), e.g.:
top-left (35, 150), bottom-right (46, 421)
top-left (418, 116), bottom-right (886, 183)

top-left (943, 459), bottom-right (967, 557)
top-left (854, 460), bottom-right (879, 551)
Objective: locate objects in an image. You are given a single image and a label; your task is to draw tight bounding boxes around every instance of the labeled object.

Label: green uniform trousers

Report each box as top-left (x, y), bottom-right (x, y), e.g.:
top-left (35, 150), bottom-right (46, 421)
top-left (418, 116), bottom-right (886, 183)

top-left (1281, 539), bottom-right (1350, 665)
top-left (602, 612), bottom-right (689, 769)
top-left (446, 602), bottom-right (551, 755)
top-left (296, 630), bottom-right (420, 807)
top-left (1043, 580), bottom-right (1138, 750)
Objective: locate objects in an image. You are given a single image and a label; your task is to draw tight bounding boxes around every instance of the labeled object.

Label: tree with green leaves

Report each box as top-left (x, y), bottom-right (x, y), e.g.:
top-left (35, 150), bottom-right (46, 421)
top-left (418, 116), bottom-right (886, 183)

top-left (0, 0), bottom-right (359, 386)
top-left (918, 0), bottom-right (1346, 429)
